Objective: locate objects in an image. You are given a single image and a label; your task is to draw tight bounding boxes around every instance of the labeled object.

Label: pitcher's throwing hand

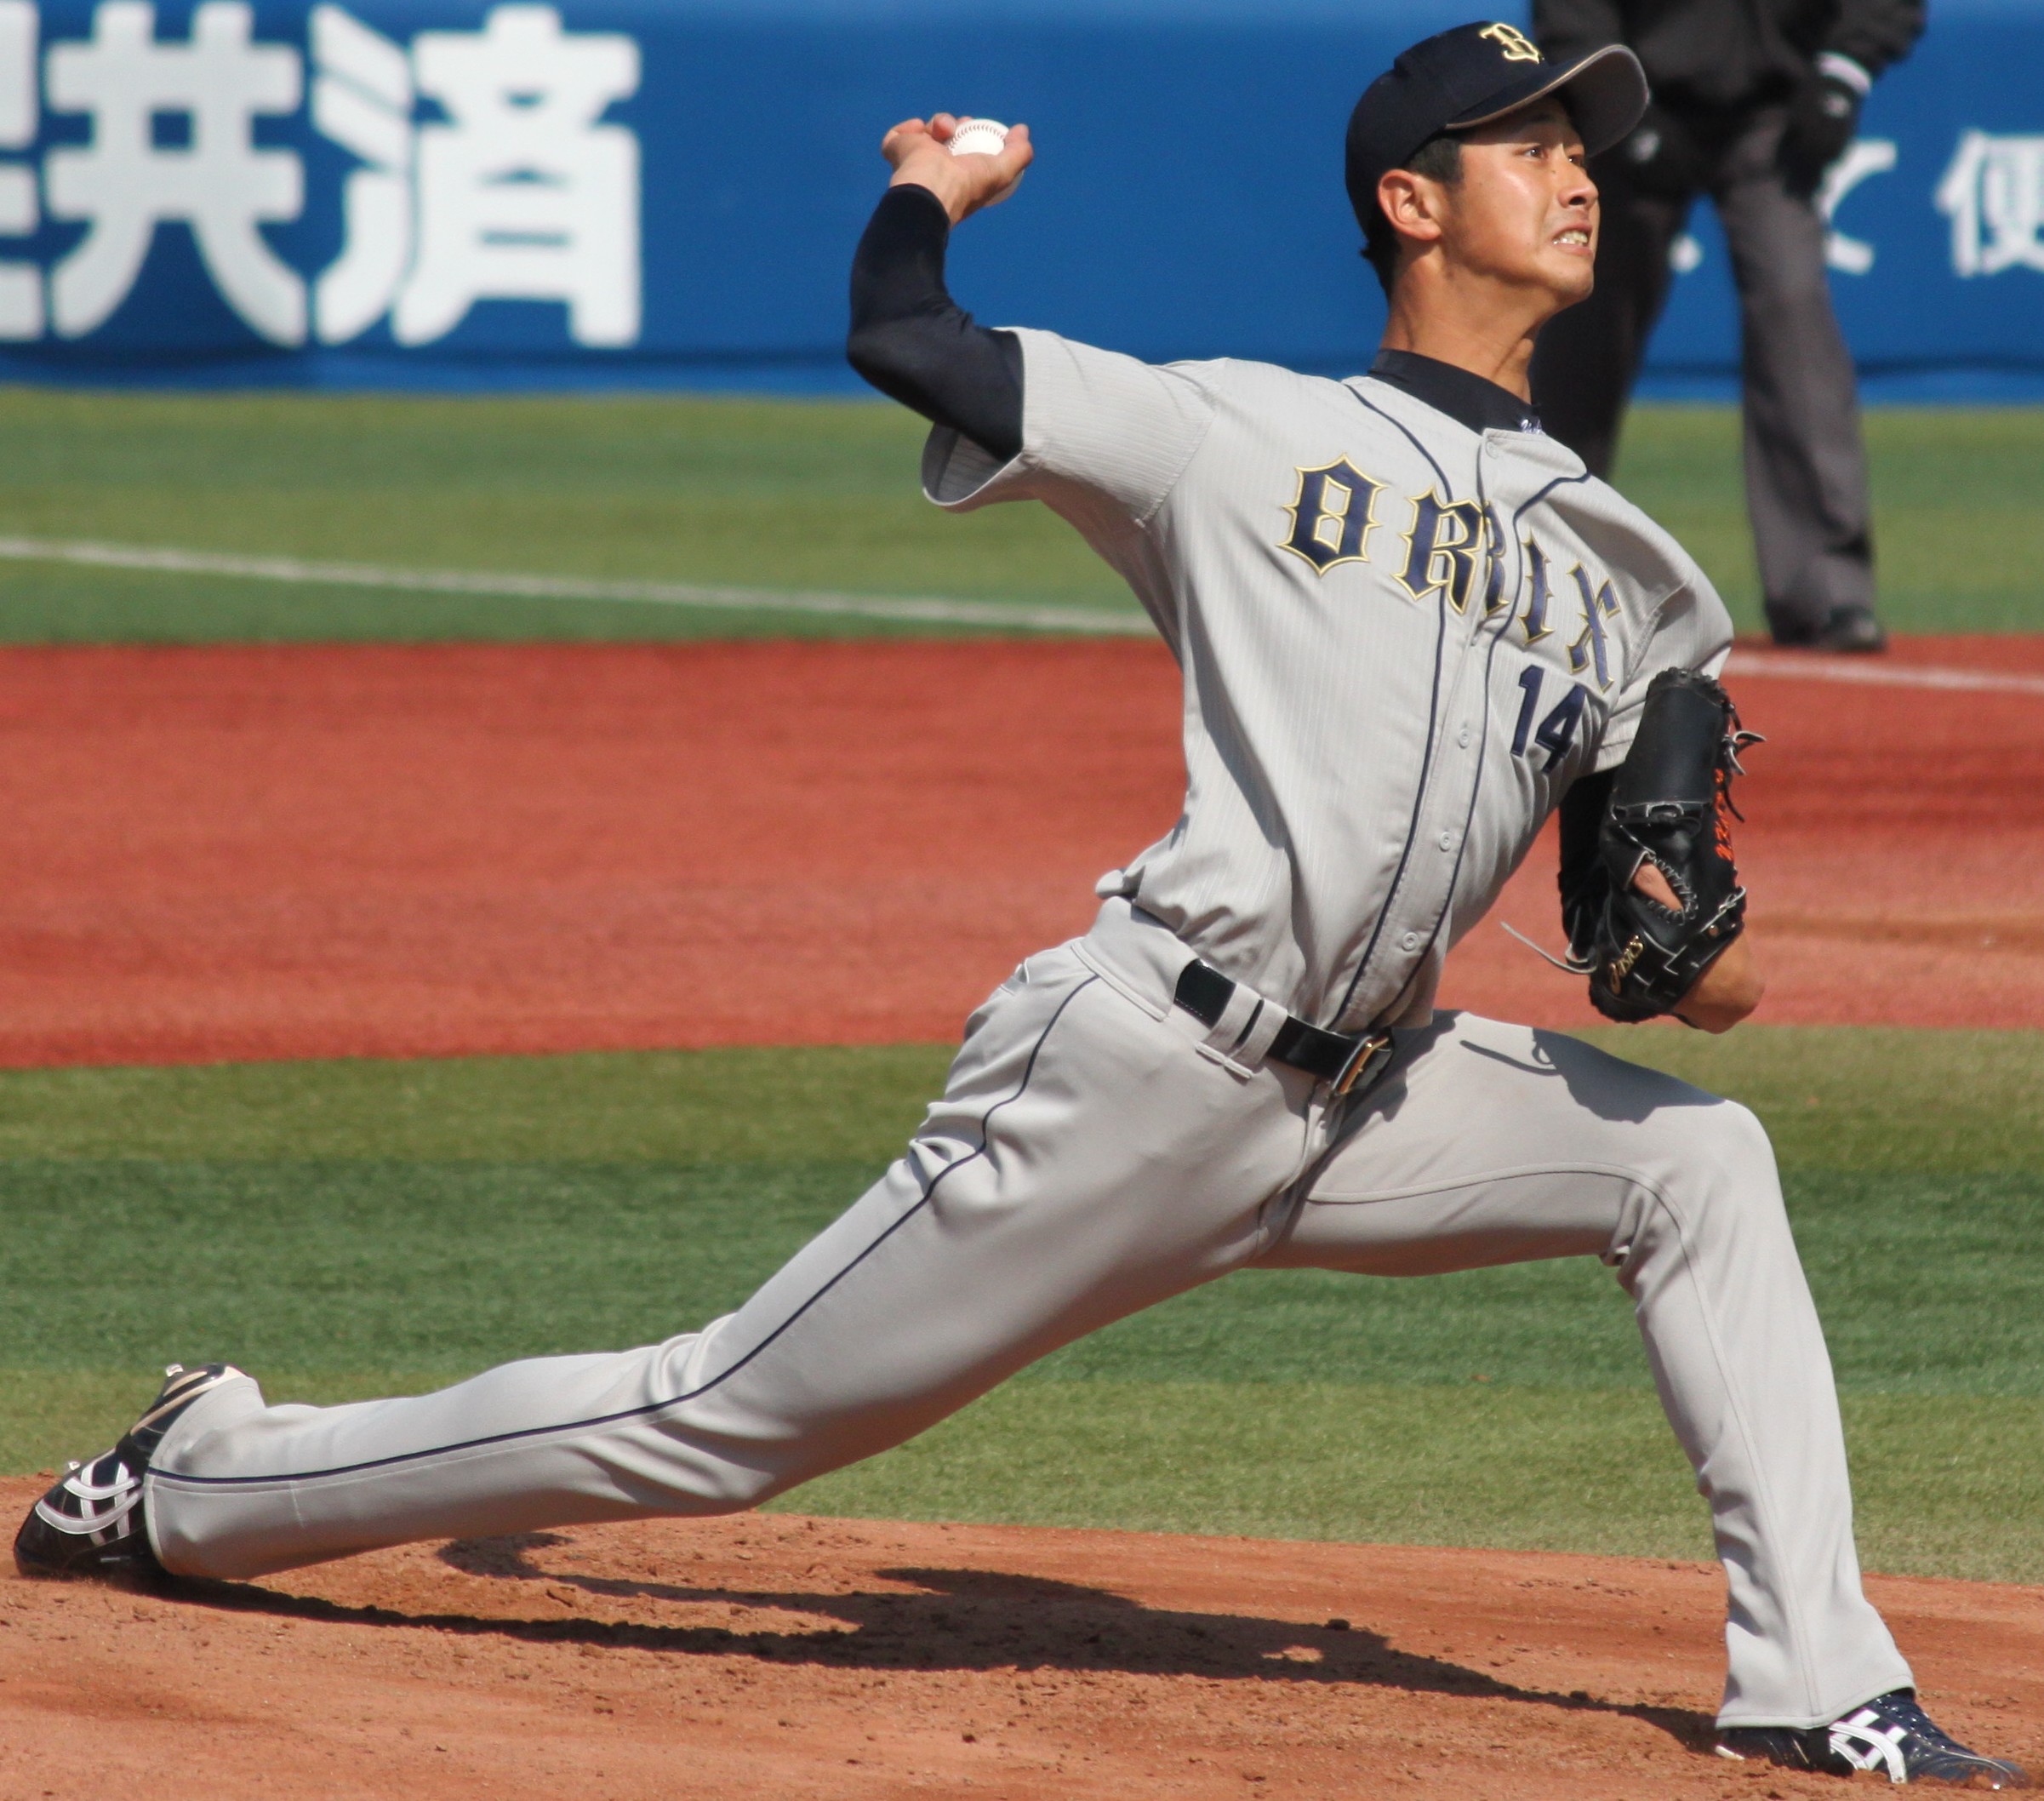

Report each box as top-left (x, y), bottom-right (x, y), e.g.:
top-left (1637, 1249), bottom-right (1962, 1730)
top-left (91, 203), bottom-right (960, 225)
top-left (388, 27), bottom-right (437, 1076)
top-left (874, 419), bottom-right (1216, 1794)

top-left (882, 111), bottom-right (1031, 220)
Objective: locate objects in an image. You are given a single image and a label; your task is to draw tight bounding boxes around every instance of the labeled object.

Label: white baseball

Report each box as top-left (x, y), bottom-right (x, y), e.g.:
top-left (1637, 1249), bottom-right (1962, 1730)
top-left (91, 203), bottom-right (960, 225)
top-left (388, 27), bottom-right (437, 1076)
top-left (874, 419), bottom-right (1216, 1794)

top-left (946, 117), bottom-right (1010, 158)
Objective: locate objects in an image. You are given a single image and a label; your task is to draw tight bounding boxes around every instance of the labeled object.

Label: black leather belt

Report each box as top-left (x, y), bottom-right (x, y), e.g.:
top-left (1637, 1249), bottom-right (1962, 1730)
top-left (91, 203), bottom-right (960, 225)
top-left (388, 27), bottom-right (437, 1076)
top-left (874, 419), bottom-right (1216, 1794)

top-left (1173, 959), bottom-right (1395, 1097)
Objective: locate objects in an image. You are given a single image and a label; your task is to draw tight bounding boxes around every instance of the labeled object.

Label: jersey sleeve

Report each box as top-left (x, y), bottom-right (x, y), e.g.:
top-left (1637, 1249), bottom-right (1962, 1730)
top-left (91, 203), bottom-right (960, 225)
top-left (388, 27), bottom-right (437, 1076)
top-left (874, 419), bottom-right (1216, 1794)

top-left (921, 327), bottom-right (1217, 532)
top-left (1593, 573), bottom-right (1737, 773)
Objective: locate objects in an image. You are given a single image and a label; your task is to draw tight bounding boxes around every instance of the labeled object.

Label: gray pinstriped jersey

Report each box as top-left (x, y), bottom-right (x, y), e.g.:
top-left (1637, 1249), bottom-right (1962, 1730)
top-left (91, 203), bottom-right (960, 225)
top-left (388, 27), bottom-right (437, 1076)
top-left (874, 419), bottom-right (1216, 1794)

top-left (925, 329), bottom-right (1733, 1033)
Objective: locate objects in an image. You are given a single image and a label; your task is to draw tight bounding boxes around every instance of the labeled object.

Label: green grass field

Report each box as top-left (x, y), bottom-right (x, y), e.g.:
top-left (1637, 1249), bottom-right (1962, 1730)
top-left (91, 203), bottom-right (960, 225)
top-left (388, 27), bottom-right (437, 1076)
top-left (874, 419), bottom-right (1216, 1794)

top-left (4, 1028), bottom-right (2039, 1581)
top-left (0, 388), bottom-right (2036, 638)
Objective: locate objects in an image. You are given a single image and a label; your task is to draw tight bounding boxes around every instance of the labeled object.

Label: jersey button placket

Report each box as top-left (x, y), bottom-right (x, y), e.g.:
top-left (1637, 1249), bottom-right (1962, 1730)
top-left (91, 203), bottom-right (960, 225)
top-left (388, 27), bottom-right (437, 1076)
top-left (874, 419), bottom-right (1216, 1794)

top-left (1358, 557), bottom-right (1482, 1017)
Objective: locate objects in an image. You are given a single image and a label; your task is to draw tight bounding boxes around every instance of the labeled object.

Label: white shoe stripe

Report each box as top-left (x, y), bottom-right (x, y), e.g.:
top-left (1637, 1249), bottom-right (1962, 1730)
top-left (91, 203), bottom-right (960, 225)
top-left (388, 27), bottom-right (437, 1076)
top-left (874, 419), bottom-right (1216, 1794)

top-left (34, 1492), bottom-right (138, 1540)
top-left (1831, 1710), bottom-right (1910, 1782)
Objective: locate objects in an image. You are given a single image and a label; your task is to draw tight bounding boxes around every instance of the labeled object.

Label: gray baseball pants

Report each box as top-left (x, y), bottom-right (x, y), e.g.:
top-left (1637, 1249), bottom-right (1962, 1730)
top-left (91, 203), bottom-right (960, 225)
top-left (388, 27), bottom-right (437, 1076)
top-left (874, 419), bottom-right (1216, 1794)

top-left (146, 899), bottom-right (1910, 1729)
top-left (1530, 104), bottom-right (1876, 643)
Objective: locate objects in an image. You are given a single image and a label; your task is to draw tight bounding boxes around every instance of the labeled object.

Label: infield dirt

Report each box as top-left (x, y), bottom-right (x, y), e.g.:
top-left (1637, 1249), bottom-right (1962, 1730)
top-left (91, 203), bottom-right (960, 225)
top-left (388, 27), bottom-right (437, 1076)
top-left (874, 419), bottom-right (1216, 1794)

top-left (0, 632), bottom-right (2035, 1066)
top-left (3, 1478), bottom-right (2039, 1801)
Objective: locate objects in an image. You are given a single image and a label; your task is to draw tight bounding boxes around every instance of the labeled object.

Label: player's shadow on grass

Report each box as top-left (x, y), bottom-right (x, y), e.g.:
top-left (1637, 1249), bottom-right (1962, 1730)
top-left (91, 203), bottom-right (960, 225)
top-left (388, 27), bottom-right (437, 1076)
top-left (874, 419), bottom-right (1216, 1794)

top-left (172, 1529), bottom-right (1715, 1755)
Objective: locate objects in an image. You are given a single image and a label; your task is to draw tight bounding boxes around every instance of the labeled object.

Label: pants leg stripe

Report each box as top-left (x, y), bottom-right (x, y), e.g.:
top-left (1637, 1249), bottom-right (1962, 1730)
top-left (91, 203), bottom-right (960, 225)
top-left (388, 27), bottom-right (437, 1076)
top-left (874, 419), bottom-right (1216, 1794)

top-left (155, 976), bottom-right (1101, 1489)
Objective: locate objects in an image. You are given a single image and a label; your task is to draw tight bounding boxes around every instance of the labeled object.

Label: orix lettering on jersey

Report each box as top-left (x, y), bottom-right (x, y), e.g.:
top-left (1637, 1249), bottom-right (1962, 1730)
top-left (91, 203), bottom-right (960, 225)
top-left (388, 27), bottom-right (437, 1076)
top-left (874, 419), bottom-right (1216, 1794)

top-left (1279, 456), bottom-right (1613, 674)
top-left (1277, 455), bottom-right (1621, 769)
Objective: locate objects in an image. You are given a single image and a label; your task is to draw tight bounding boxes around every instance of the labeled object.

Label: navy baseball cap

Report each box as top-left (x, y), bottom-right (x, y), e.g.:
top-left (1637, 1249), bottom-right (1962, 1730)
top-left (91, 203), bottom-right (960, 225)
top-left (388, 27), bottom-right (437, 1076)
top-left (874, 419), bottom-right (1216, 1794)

top-left (1345, 21), bottom-right (1647, 229)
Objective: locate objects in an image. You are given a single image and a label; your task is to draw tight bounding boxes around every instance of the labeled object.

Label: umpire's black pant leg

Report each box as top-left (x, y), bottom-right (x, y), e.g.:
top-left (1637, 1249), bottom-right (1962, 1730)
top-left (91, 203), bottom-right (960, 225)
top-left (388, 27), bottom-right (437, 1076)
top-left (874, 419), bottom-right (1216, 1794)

top-left (1713, 106), bottom-right (1878, 640)
top-left (1529, 157), bottom-right (1688, 480)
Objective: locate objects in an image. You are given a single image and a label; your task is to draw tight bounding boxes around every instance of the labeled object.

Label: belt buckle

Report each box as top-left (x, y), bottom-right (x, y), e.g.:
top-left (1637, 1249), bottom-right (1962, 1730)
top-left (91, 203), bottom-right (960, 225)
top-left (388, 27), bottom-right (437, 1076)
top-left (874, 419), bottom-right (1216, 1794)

top-left (1331, 1032), bottom-right (1393, 1097)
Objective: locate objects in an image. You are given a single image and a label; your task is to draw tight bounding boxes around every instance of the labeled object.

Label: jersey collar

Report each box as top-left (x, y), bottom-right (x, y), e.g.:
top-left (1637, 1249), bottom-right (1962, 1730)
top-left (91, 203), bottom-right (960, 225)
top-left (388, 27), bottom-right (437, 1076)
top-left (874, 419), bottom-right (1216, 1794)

top-left (1364, 349), bottom-right (1544, 437)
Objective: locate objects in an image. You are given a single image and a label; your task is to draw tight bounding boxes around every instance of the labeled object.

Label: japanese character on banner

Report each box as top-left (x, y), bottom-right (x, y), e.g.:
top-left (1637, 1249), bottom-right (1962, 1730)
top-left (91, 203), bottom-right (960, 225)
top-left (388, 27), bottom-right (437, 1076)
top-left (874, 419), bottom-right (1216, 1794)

top-left (0, 0), bottom-right (35, 339)
top-left (1937, 129), bottom-right (2044, 278)
top-left (1815, 138), bottom-right (1895, 277)
top-left (314, 3), bottom-right (642, 348)
top-left (45, 1), bottom-right (305, 342)
top-left (311, 2), bottom-right (411, 344)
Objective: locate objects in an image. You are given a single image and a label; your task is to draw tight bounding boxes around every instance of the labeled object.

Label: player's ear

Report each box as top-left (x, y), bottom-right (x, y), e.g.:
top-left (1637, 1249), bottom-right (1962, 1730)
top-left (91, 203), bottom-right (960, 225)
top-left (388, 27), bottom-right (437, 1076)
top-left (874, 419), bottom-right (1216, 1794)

top-left (1377, 169), bottom-right (1447, 247)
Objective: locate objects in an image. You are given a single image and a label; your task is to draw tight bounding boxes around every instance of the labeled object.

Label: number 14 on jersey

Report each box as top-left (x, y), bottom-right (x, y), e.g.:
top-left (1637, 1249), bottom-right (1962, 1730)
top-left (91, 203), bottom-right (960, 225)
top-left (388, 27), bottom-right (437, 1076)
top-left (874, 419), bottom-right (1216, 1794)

top-left (1512, 668), bottom-right (1589, 769)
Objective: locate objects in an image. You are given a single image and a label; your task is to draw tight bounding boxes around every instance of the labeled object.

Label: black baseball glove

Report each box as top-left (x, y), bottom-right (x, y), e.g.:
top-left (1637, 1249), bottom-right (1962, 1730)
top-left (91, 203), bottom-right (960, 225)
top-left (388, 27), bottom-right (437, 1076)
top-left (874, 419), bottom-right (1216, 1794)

top-left (1558, 670), bottom-right (1760, 1024)
top-left (1779, 68), bottom-right (1862, 200)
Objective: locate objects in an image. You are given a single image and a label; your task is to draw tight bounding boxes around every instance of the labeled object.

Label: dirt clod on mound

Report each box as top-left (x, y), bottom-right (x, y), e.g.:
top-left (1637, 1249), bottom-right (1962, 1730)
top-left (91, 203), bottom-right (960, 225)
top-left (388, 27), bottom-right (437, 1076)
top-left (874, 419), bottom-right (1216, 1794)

top-left (3, 1480), bottom-right (2036, 1800)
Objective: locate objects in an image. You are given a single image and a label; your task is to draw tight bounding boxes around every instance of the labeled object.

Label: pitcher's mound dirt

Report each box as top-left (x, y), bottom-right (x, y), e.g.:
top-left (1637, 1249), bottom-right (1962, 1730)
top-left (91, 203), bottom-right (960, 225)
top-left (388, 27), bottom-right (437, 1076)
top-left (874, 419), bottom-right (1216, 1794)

top-left (3, 1483), bottom-right (2036, 1801)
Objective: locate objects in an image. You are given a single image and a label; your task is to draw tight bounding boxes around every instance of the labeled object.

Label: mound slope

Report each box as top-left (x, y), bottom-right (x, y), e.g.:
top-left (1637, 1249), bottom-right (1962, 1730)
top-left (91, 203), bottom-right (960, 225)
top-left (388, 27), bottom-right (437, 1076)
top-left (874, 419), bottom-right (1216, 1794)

top-left (3, 1480), bottom-right (2036, 1799)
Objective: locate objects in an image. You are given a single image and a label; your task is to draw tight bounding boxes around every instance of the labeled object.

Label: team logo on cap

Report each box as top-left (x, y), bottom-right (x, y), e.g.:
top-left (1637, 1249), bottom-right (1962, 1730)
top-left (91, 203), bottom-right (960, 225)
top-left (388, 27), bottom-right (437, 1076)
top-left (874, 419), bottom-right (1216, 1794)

top-left (1479, 22), bottom-right (1542, 62)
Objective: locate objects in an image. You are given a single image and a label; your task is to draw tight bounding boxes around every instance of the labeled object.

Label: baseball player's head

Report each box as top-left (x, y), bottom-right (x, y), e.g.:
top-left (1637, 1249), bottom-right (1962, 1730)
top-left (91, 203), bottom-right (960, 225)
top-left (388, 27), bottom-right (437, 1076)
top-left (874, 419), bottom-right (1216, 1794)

top-left (1346, 23), bottom-right (1647, 309)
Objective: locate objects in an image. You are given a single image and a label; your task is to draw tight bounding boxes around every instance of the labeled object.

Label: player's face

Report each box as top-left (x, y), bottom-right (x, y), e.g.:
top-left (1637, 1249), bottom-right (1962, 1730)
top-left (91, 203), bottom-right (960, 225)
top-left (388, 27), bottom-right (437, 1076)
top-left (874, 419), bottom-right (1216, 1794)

top-left (1436, 100), bottom-right (1598, 310)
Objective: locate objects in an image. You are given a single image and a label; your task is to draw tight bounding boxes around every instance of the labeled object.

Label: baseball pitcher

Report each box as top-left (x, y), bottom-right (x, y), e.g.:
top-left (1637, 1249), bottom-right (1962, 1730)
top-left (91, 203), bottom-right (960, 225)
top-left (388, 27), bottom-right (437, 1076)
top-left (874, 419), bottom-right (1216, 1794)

top-left (19, 22), bottom-right (2023, 1787)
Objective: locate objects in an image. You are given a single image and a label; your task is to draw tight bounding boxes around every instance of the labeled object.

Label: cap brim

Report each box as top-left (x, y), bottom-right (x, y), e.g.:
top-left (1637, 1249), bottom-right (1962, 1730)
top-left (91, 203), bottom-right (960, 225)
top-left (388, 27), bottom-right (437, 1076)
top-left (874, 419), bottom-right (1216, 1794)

top-left (1445, 43), bottom-right (1648, 159)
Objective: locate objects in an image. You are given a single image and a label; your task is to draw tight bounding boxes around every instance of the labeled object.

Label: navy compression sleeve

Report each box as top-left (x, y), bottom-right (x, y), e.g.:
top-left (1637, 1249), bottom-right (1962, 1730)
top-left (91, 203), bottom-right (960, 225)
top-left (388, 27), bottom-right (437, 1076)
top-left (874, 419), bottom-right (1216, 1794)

top-left (846, 183), bottom-right (1024, 462)
top-left (1556, 766), bottom-right (1614, 947)
top-left (1558, 769), bottom-right (1613, 889)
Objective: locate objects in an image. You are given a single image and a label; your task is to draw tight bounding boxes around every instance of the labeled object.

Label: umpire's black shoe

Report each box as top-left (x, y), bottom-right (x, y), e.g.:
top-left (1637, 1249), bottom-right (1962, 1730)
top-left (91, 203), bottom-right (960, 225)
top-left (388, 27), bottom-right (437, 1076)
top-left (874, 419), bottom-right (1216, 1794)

top-left (1774, 603), bottom-right (1889, 654)
top-left (1718, 1689), bottom-right (2028, 1787)
top-left (14, 1362), bottom-right (244, 1583)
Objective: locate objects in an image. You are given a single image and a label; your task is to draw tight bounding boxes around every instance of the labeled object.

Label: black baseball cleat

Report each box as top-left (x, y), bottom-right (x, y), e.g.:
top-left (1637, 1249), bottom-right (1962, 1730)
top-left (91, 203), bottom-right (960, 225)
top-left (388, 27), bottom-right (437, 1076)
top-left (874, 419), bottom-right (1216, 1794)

top-left (1718, 1689), bottom-right (2028, 1787)
top-left (14, 1362), bottom-right (244, 1583)
top-left (1812, 604), bottom-right (1889, 655)
top-left (1773, 603), bottom-right (1889, 655)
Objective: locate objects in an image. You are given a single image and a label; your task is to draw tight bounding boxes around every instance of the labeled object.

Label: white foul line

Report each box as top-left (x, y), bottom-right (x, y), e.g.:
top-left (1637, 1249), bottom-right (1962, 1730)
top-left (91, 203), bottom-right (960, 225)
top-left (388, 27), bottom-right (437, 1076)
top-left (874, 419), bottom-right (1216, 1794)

top-left (0, 534), bottom-right (2035, 694)
top-left (1723, 648), bottom-right (2044, 696)
top-left (0, 535), bottom-right (1154, 637)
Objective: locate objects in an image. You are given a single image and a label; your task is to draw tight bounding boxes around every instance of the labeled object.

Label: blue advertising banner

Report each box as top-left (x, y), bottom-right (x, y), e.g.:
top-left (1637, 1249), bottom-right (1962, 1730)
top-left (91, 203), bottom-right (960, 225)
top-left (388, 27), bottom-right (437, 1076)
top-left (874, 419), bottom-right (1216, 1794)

top-left (0, 0), bottom-right (2033, 393)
